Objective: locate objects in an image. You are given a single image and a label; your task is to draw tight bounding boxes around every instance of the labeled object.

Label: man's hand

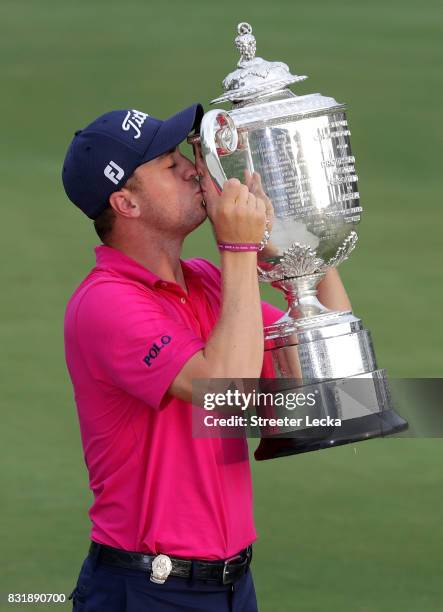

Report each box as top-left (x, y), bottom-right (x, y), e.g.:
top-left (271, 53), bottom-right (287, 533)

top-left (206, 178), bottom-right (267, 245)
top-left (193, 142), bottom-right (267, 245)
top-left (244, 170), bottom-right (274, 236)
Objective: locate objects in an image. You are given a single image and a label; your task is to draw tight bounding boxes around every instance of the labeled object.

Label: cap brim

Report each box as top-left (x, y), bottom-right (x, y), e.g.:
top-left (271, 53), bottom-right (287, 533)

top-left (142, 103), bottom-right (204, 162)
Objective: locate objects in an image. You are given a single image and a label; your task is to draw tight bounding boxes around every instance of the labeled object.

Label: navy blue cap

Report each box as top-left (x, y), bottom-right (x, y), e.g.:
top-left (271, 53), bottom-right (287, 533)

top-left (62, 104), bottom-right (203, 219)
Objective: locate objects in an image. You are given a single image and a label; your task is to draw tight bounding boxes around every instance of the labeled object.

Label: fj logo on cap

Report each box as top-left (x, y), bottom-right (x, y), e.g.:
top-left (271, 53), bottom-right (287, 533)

top-left (122, 109), bottom-right (149, 140)
top-left (104, 161), bottom-right (124, 185)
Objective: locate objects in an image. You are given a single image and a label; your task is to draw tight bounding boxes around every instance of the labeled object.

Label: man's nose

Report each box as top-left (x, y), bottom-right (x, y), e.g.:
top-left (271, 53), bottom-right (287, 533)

top-left (175, 150), bottom-right (196, 180)
top-left (182, 158), bottom-right (199, 182)
top-left (194, 155), bottom-right (206, 178)
top-left (191, 144), bottom-right (205, 176)
top-left (195, 162), bottom-right (205, 179)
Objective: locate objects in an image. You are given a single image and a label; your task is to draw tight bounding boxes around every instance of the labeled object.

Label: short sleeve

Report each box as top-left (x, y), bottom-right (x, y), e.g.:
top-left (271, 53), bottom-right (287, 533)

top-left (74, 281), bottom-right (205, 410)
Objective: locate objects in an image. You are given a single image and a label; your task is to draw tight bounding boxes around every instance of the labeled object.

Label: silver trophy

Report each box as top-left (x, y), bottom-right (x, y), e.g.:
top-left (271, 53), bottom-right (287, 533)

top-left (199, 23), bottom-right (407, 459)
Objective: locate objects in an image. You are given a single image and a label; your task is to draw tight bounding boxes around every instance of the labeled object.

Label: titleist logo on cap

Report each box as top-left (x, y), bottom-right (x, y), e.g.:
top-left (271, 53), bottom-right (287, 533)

top-left (121, 110), bottom-right (149, 139)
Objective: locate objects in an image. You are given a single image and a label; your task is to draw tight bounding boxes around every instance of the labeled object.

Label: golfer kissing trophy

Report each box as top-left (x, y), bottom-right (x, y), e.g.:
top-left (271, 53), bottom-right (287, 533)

top-left (199, 22), bottom-right (408, 460)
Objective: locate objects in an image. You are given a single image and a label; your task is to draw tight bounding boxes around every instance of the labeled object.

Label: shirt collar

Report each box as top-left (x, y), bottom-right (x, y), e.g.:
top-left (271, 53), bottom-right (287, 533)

top-left (94, 245), bottom-right (201, 291)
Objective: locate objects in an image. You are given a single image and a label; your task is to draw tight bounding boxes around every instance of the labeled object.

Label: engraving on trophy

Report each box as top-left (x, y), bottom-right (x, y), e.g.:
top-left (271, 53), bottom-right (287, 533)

top-left (338, 192), bottom-right (360, 202)
top-left (335, 166), bottom-right (356, 175)
top-left (328, 175), bottom-right (358, 186)
top-left (330, 120), bottom-right (348, 128)
top-left (248, 127), bottom-right (312, 220)
top-left (331, 130), bottom-right (352, 138)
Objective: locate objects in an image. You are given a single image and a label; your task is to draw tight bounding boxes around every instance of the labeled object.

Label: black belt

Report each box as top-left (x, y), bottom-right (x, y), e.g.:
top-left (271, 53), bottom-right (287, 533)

top-left (90, 542), bottom-right (253, 585)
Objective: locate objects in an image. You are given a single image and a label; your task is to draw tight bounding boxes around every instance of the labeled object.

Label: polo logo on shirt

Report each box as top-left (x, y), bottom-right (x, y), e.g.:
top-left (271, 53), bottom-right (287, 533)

top-left (143, 335), bottom-right (172, 367)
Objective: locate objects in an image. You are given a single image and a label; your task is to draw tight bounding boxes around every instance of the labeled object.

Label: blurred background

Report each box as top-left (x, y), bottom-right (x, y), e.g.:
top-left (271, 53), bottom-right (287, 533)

top-left (1, 0), bottom-right (442, 609)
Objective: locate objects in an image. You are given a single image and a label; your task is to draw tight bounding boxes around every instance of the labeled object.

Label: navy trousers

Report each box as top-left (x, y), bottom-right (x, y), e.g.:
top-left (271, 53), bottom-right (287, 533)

top-left (70, 545), bottom-right (258, 611)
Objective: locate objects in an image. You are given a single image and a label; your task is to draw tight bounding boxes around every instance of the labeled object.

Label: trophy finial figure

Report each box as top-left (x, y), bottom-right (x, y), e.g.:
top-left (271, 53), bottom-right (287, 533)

top-left (211, 21), bottom-right (307, 104)
top-left (235, 22), bottom-right (256, 65)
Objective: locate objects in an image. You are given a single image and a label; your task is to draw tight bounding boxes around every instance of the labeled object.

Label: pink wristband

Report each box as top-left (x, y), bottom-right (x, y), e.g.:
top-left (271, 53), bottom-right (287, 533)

top-left (217, 242), bottom-right (260, 252)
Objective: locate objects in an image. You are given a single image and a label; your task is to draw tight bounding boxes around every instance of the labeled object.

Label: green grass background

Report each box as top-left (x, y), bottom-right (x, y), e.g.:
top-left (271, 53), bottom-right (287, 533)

top-left (1, 0), bottom-right (442, 610)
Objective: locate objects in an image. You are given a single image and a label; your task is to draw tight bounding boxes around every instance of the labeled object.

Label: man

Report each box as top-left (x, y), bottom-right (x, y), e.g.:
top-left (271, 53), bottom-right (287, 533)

top-left (62, 104), bottom-right (351, 611)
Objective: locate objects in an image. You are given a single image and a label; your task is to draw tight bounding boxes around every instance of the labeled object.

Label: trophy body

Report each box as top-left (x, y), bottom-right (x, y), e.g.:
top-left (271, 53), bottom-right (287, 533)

top-left (200, 23), bottom-right (407, 459)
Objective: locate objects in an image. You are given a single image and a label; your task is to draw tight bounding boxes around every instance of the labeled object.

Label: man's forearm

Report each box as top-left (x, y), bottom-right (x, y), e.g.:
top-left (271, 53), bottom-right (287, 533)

top-left (317, 268), bottom-right (352, 312)
top-left (203, 252), bottom-right (264, 378)
top-left (203, 266), bottom-right (351, 378)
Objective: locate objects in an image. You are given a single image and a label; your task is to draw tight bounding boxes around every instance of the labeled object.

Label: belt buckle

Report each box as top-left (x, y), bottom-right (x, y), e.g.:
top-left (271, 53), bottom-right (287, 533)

top-left (150, 554), bottom-right (172, 584)
top-left (222, 551), bottom-right (245, 585)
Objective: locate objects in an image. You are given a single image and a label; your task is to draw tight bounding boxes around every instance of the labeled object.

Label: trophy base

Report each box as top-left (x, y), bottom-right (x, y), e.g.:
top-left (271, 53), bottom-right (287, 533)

top-left (259, 312), bottom-right (409, 459)
top-left (254, 408), bottom-right (408, 461)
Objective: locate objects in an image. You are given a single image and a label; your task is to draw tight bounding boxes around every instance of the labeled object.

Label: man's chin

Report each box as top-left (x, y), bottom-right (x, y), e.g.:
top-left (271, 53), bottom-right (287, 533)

top-left (197, 207), bottom-right (208, 225)
top-left (186, 208), bottom-right (207, 235)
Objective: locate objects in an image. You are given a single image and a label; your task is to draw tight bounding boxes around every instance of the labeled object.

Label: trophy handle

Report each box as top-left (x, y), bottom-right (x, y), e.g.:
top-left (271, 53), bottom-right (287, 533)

top-left (200, 109), bottom-right (238, 191)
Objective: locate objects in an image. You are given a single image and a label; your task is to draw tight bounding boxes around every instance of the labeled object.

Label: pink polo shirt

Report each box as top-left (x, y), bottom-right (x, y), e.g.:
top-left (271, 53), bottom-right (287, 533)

top-left (64, 245), bottom-right (283, 560)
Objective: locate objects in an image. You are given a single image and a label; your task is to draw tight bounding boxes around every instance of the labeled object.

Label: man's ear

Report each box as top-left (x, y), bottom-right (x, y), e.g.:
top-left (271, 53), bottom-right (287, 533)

top-left (108, 190), bottom-right (140, 219)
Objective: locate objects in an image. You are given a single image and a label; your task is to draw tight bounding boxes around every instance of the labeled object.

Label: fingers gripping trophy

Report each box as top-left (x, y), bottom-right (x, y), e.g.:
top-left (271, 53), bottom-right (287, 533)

top-left (199, 23), bottom-right (407, 460)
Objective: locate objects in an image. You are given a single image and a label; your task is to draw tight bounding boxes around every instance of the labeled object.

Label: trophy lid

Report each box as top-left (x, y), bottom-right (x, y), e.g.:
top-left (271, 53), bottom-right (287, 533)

top-left (211, 22), bottom-right (308, 105)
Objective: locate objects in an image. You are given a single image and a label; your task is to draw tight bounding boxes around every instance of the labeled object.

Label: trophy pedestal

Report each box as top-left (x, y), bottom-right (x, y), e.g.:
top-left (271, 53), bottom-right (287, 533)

top-left (254, 407), bottom-right (408, 460)
top-left (254, 312), bottom-right (408, 460)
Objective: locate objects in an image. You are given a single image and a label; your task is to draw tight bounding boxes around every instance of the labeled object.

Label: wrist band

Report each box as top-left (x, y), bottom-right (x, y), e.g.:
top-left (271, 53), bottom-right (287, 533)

top-left (217, 242), bottom-right (260, 252)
